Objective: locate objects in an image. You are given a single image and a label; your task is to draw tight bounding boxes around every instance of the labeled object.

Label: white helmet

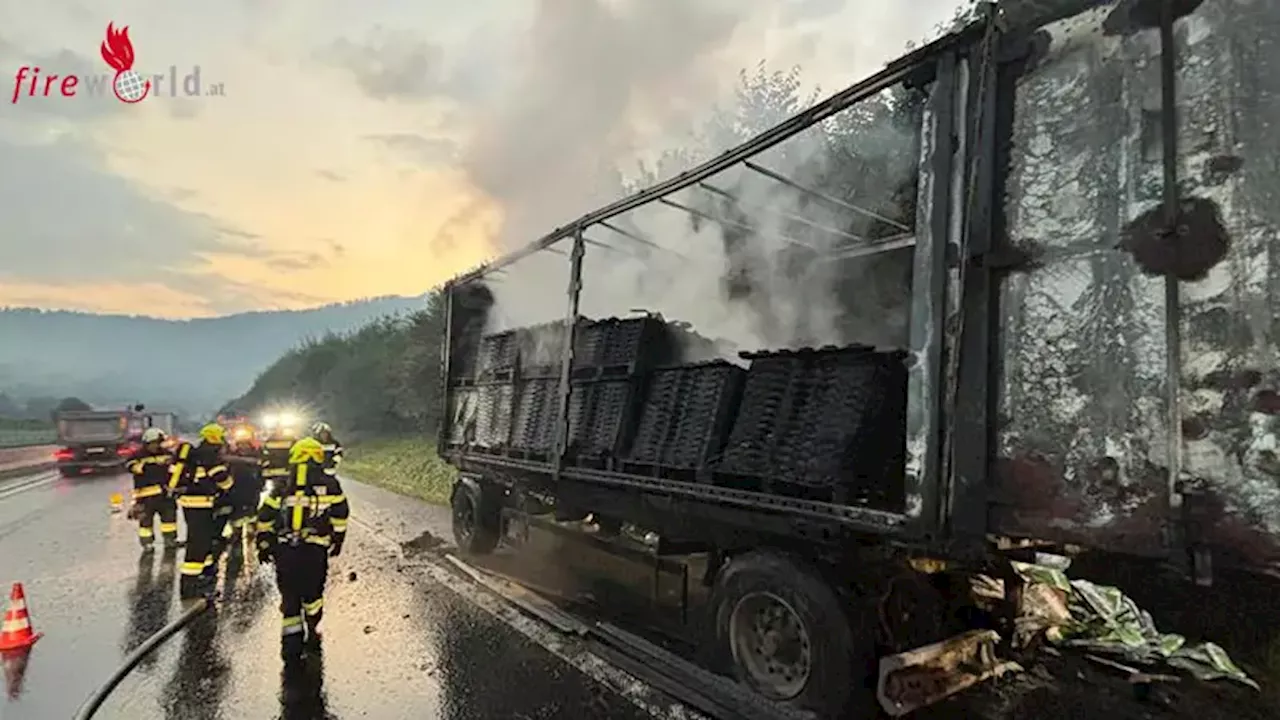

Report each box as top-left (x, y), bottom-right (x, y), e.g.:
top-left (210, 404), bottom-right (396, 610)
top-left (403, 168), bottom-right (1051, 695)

top-left (141, 427), bottom-right (166, 444)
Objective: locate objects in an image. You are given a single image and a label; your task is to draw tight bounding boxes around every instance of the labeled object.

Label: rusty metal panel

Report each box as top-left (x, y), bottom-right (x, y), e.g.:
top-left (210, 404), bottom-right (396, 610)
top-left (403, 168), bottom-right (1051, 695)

top-left (1172, 1), bottom-right (1280, 571)
top-left (994, 5), bottom-right (1175, 555)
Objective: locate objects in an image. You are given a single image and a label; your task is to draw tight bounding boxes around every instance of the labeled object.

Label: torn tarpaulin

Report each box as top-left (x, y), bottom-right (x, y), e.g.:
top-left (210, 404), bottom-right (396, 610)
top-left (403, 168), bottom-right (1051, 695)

top-left (1010, 561), bottom-right (1259, 690)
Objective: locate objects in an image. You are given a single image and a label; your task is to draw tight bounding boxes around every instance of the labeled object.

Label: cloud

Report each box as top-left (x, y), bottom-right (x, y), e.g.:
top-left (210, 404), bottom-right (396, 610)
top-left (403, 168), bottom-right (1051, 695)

top-left (0, 278), bottom-right (216, 317)
top-left (0, 132), bottom-right (230, 284)
top-left (324, 28), bottom-right (447, 101)
top-left (364, 132), bottom-right (457, 165)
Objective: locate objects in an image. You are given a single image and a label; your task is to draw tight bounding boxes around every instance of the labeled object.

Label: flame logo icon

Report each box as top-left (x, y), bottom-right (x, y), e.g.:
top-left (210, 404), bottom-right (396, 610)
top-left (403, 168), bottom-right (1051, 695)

top-left (100, 23), bottom-right (151, 104)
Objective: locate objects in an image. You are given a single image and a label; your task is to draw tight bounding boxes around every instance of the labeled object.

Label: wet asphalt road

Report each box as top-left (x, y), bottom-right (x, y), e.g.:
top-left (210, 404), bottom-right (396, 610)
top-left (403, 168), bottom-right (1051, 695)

top-left (0, 469), bottom-right (660, 720)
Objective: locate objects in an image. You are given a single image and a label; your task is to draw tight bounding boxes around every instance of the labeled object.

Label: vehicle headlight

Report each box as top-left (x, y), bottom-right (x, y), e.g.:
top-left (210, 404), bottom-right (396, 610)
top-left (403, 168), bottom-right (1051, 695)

top-left (262, 414), bottom-right (279, 428)
top-left (278, 412), bottom-right (298, 428)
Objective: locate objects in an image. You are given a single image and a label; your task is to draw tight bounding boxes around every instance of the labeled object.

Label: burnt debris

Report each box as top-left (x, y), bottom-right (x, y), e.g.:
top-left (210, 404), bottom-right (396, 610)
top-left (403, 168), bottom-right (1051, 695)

top-left (1118, 196), bottom-right (1230, 281)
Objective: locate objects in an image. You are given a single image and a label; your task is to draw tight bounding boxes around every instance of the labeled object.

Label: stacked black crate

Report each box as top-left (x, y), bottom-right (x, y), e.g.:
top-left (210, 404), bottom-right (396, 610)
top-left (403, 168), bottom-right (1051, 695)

top-left (663, 362), bottom-right (745, 475)
top-left (562, 316), bottom-right (670, 467)
top-left (714, 351), bottom-right (806, 490)
top-left (510, 321), bottom-right (566, 460)
top-left (624, 368), bottom-right (682, 468)
top-left (713, 346), bottom-right (909, 508)
top-left (469, 331), bottom-right (519, 455)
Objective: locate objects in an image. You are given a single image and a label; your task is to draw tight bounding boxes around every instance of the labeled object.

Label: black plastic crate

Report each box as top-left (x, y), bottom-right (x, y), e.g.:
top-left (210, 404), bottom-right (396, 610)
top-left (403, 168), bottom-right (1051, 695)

top-left (477, 330), bottom-right (519, 377)
top-left (624, 361), bottom-right (744, 472)
top-left (626, 370), bottom-right (683, 464)
top-left (511, 378), bottom-right (558, 452)
top-left (564, 379), bottom-right (636, 462)
top-left (473, 383), bottom-right (515, 449)
top-left (572, 316), bottom-right (678, 372)
top-left (712, 345), bottom-right (908, 509)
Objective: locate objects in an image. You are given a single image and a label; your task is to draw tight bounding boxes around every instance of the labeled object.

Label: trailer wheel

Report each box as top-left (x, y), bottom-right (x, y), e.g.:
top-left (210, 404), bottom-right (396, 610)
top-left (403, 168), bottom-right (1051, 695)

top-left (451, 481), bottom-right (499, 555)
top-left (710, 551), bottom-right (871, 719)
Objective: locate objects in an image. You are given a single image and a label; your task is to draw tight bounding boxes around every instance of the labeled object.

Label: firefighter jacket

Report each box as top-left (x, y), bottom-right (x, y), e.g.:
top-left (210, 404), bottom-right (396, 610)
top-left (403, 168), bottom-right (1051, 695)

top-left (317, 436), bottom-right (343, 477)
top-left (261, 436), bottom-right (293, 480)
top-left (126, 445), bottom-right (173, 501)
top-left (256, 460), bottom-right (349, 551)
top-left (168, 441), bottom-right (233, 510)
top-left (226, 451), bottom-right (264, 497)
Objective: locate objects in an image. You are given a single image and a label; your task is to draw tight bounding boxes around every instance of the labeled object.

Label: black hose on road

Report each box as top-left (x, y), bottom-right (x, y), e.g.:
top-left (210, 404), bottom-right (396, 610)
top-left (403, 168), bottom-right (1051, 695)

top-left (71, 596), bottom-right (212, 720)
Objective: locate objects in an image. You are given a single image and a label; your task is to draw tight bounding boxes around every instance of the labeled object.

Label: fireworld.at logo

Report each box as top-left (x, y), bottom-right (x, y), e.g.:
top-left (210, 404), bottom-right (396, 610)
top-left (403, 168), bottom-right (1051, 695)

top-left (10, 22), bottom-right (226, 105)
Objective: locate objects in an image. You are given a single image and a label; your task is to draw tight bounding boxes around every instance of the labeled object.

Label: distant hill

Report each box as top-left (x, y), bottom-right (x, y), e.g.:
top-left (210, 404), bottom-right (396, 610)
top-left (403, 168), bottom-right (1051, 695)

top-left (0, 295), bottom-right (431, 418)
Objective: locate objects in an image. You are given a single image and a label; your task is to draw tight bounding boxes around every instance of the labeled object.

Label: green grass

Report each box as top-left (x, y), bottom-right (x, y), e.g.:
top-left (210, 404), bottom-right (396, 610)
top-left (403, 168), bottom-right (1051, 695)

top-left (341, 437), bottom-right (456, 506)
top-left (0, 419), bottom-right (56, 448)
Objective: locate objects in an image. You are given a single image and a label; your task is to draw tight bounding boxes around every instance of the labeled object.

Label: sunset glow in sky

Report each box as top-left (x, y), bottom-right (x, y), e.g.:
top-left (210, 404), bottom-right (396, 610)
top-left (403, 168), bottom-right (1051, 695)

top-left (0, 0), bottom-right (964, 318)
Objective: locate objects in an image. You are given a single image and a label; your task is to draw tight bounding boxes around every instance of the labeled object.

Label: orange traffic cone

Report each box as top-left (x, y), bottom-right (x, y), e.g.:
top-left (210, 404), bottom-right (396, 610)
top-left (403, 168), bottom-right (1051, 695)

top-left (0, 583), bottom-right (42, 651)
top-left (1, 647), bottom-right (30, 699)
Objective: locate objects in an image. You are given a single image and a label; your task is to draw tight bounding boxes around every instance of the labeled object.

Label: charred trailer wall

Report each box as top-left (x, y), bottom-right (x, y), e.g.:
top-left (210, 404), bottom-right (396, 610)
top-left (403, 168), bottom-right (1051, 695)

top-left (991, 0), bottom-right (1280, 572)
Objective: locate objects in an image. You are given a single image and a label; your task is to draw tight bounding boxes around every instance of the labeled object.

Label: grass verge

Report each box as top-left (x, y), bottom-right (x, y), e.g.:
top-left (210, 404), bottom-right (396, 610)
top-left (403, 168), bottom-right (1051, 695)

top-left (341, 437), bottom-right (455, 506)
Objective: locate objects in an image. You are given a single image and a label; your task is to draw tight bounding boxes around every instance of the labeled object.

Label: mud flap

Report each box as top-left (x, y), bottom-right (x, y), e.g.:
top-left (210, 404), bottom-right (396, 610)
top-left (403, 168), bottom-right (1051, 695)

top-left (876, 629), bottom-right (1021, 717)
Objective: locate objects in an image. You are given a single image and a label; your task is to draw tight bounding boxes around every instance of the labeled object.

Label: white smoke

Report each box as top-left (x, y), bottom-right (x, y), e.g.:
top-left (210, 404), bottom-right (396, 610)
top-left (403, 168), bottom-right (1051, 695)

top-left (453, 0), bottom-right (963, 354)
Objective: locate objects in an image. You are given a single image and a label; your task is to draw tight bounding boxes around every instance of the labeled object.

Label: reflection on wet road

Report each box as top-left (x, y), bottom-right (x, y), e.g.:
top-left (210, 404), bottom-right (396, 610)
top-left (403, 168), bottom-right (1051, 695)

top-left (0, 470), bottom-right (657, 720)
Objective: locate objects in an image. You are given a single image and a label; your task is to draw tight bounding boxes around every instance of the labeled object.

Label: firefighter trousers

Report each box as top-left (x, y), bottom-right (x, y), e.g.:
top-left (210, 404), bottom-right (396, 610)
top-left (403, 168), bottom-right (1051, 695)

top-left (179, 506), bottom-right (217, 598)
top-left (136, 496), bottom-right (178, 547)
top-left (211, 500), bottom-right (235, 557)
top-left (274, 543), bottom-right (329, 642)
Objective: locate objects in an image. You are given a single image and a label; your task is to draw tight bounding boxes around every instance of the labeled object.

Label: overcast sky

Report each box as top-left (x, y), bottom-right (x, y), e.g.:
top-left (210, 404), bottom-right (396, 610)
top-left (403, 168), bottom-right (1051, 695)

top-left (0, 0), bottom-right (964, 318)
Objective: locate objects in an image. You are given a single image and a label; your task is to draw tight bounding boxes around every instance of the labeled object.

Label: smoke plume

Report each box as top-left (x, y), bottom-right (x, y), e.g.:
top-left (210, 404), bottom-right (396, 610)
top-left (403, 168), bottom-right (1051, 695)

top-left (449, 0), bottom-right (964, 357)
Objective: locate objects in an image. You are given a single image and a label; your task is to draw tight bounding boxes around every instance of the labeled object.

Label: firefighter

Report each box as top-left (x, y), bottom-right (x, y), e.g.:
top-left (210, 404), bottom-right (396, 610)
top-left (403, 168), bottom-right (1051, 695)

top-left (223, 427), bottom-right (265, 554)
top-left (260, 423), bottom-right (297, 495)
top-left (169, 423), bottom-right (234, 599)
top-left (256, 437), bottom-right (349, 656)
top-left (310, 422), bottom-right (343, 478)
top-left (126, 427), bottom-right (179, 550)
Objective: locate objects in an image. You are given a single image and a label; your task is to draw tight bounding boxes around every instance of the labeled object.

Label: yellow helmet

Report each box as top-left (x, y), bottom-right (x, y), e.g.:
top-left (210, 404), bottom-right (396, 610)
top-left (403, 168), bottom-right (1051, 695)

top-left (198, 423), bottom-right (226, 445)
top-left (289, 437), bottom-right (324, 465)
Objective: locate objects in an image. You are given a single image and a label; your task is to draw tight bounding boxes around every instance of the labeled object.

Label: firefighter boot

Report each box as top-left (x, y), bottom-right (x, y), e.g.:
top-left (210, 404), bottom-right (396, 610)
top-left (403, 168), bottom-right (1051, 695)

top-left (178, 574), bottom-right (203, 600)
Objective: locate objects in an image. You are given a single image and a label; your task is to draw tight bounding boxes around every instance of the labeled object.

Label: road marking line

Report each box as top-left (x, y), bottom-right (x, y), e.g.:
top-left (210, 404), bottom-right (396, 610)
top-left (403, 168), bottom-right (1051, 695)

top-left (0, 472), bottom-right (58, 500)
top-left (348, 515), bottom-right (703, 720)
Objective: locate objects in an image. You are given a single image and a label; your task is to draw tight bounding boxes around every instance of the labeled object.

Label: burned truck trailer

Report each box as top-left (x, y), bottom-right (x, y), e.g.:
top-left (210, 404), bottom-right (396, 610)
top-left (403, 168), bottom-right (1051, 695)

top-left (438, 1), bottom-right (1280, 716)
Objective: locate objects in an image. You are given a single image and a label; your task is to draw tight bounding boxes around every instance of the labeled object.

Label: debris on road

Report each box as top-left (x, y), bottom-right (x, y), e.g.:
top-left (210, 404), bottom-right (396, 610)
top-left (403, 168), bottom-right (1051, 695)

top-left (877, 629), bottom-right (1022, 717)
top-left (1003, 560), bottom-right (1258, 690)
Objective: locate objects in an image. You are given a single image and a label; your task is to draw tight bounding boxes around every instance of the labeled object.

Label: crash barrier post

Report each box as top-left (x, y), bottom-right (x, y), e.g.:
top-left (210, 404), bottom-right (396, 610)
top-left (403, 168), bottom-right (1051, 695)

top-left (70, 596), bottom-right (212, 720)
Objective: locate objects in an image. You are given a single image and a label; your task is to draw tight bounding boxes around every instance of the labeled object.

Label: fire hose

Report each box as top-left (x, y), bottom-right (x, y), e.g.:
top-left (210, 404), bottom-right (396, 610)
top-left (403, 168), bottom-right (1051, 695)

top-left (70, 596), bottom-right (213, 720)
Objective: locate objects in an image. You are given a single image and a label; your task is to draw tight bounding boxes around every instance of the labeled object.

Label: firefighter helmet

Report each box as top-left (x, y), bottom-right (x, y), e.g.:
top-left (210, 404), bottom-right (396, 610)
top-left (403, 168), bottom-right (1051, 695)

top-left (311, 421), bottom-right (332, 435)
top-left (198, 423), bottom-right (226, 445)
top-left (289, 437), bottom-right (325, 465)
top-left (141, 427), bottom-right (166, 444)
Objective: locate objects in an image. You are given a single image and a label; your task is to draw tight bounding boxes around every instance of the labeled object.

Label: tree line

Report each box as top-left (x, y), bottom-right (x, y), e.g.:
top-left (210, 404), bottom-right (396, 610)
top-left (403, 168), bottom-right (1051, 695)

top-left (222, 296), bottom-right (446, 439)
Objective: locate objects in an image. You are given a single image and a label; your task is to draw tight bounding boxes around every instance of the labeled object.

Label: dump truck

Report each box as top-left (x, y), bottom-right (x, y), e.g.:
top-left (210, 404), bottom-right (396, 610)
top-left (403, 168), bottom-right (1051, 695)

top-left (54, 409), bottom-right (135, 476)
top-left (437, 1), bottom-right (1280, 716)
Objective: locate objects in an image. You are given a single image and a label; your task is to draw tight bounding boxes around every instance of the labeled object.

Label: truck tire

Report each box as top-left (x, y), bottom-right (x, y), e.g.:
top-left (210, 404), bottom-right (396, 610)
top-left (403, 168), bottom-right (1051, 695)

top-left (709, 550), bottom-right (872, 719)
top-left (450, 481), bottom-right (499, 555)
top-left (58, 466), bottom-right (77, 478)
